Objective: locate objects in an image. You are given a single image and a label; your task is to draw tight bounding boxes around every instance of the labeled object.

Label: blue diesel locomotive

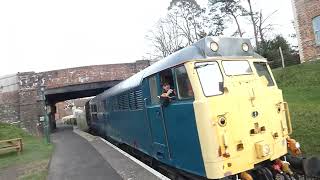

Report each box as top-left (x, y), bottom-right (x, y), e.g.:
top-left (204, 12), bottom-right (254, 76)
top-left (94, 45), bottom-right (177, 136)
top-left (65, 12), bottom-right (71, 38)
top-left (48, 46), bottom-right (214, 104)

top-left (86, 37), bottom-right (312, 180)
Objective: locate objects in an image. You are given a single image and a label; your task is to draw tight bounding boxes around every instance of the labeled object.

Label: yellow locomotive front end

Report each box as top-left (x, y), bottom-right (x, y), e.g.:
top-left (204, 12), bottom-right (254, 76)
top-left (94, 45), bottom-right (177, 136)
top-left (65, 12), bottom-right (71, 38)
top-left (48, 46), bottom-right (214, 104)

top-left (184, 38), bottom-right (299, 179)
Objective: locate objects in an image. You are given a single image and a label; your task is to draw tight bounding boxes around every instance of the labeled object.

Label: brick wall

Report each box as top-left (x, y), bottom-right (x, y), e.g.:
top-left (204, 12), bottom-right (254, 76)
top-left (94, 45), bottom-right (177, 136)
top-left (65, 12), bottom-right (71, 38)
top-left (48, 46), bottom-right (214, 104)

top-left (19, 89), bottom-right (42, 135)
top-left (0, 74), bottom-right (20, 125)
top-left (17, 72), bottom-right (42, 134)
top-left (55, 102), bottom-right (71, 120)
top-left (293, 0), bottom-right (320, 62)
top-left (40, 61), bottom-right (149, 89)
top-left (0, 91), bottom-right (20, 124)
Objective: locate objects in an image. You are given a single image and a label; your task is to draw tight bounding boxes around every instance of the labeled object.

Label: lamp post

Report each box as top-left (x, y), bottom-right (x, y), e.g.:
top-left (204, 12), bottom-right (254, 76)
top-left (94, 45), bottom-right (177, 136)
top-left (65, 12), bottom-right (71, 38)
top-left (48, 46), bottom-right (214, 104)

top-left (40, 85), bottom-right (50, 144)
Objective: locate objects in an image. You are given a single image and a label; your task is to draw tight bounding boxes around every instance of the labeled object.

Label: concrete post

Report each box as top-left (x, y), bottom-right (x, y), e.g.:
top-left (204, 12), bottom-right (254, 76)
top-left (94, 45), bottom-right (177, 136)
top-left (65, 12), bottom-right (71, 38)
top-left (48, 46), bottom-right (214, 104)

top-left (279, 47), bottom-right (285, 68)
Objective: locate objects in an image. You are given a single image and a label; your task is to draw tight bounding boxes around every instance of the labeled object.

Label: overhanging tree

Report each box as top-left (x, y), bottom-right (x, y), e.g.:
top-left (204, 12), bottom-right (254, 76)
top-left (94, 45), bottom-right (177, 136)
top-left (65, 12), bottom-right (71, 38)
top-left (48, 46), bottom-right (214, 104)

top-left (260, 35), bottom-right (300, 68)
top-left (146, 0), bottom-right (225, 58)
top-left (168, 0), bottom-right (207, 44)
top-left (208, 0), bottom-right (246, 37)
top-left (246, 0), bottom-right (259, 47)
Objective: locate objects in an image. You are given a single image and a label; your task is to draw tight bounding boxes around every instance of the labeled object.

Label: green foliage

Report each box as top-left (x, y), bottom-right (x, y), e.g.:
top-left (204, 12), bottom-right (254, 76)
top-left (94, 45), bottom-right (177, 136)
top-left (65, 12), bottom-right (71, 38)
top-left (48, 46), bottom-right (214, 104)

top-left (0, 123), bottom-right (31, 140)
top-left (258, 35), bottom-right (300, 68)
top-left (19, 168), bottom-right (48, 180)
top-left (168, 0), bottom-right (201, 11)
top-left (208, 0), bottom-right (246, 36)
top-left (0, 123), bottom-right (53, 170)
top-left (168, 0), bottom-right (208, 44)
top-left (209, 0), bottom-right (246, 15)
top-left (147, 0), bottom-right (225, 58)
top-left (273, 60), bottom-right (320, 87)
top-left (19, 167), bottom-right (48, 180)
top-left (273, 60), bottom-right (320, 155)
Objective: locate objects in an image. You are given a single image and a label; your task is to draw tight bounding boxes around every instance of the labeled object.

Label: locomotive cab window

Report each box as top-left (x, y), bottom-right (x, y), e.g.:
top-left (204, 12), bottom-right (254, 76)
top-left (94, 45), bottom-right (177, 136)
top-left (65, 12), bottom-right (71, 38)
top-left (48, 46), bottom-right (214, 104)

top-left (222, 60), bottom-right (252, 76)
top-left (253, 62), bottom-right (275, 86)
top-left (148, 75), bottom-right (160, 105)
top-left (160, 69), bottom-right (175, 89)
top-left (195, 61), bottom-right (223, 96)
top-left (174, 66), bottom-right (194, 99)
top-left (158, 68), bottom-right (178, 107)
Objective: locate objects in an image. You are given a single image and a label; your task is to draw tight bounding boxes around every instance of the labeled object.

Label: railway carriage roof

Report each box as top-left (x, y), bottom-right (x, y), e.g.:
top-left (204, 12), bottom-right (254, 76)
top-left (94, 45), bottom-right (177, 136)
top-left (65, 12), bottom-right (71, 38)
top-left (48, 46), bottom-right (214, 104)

top-left (91, 37), bottom-right (262, 102)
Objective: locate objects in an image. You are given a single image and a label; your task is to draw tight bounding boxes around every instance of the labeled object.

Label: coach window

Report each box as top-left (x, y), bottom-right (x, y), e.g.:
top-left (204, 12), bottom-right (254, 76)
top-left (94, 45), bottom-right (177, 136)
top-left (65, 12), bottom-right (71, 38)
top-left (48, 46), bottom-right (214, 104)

top-left (313, 16), bottom-right (320, 45)
top-left (174, 66), bottom-right (194, 99)
top-left (148, 75), bottom-right (159, 105)
top-left (91, 104), bottom-right (97, 113)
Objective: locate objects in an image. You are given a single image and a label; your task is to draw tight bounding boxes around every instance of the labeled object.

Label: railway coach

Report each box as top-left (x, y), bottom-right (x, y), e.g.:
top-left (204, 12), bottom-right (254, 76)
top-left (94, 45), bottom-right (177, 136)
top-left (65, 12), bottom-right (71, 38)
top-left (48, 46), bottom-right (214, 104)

top-left (87, 37), bottom-right (303, 180)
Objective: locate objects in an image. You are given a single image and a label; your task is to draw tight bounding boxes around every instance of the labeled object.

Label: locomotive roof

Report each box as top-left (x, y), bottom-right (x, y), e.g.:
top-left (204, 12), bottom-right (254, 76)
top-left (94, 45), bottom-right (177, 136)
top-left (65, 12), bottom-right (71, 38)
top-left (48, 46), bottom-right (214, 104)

top-left (91, 36), bottom-right (261, 102)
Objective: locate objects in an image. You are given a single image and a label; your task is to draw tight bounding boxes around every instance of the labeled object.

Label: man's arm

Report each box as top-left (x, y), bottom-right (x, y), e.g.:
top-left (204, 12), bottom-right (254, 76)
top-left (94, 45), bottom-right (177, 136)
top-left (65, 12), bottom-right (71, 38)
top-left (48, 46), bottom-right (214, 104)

top-left (161, 89), bottom-right (173, 98)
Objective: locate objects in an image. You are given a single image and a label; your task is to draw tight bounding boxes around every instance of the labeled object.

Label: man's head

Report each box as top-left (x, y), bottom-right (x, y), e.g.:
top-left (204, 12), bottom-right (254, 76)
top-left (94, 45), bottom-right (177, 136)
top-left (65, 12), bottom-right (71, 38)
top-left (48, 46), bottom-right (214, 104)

top-left (162, 82), bottom-right (171, 91)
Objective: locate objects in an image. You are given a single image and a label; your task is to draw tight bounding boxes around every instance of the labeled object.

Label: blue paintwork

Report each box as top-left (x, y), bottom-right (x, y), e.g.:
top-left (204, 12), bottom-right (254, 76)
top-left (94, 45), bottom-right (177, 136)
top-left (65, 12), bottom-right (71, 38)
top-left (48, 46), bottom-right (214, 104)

top-left (162, 100), bottom-right (206, 176)
top-left (89, 78), bottom-right (206, 177)
top-left (143, 76), bottom-right (171, 160)
top-left (107, 107), bottom-right (152, 154)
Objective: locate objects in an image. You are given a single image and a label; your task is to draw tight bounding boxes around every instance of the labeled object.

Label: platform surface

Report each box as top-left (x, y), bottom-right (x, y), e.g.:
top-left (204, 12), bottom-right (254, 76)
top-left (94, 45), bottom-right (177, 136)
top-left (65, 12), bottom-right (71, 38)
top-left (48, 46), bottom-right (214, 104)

top-left (48, 126), bottom-right (122, 180)
top-left (48, 125), bottom-right (169, 180)
top-left (74, 127), bottom-right (169, 180)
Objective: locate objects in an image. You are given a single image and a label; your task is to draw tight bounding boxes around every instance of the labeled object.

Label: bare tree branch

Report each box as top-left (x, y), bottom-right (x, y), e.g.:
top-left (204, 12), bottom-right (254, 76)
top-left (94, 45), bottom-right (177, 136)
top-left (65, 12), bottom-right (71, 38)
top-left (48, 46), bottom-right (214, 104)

top-left (146, 0), bottom-right (225, 58)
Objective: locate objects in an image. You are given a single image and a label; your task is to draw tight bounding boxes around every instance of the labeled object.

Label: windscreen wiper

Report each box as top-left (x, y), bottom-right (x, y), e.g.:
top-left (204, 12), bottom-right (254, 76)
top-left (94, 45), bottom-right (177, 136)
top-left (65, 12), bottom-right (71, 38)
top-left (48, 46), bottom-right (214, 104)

top-left (194, 63), bottom-right (209, 69)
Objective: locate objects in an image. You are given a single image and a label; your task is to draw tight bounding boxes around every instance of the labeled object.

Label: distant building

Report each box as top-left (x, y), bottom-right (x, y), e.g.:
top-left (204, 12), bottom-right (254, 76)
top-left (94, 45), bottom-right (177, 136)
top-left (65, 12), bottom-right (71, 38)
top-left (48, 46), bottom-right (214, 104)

top-left (55, 98), bottom-right (91, 120)
top-left (292, 0), bottom-right (320, 62)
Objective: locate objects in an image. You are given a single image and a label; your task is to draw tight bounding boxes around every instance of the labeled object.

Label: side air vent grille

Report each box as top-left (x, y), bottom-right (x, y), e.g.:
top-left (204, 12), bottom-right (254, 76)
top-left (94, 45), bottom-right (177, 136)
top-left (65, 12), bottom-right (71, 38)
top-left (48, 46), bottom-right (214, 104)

top-left (135, 89), bottom-right (144, 110)
top-left (112, 89), bottom-right (144, 112)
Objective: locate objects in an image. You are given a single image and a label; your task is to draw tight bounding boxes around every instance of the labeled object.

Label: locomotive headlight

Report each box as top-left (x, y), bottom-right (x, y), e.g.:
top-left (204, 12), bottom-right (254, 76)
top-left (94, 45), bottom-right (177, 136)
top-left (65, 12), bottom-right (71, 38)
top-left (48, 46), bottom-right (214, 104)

top-left (255, 142), bottom-right (271, 158)
top-left (242, 43), bottom-right (249, 52)
top-left (262, 144), bottom-right (271, 156)
top-left (218, 116), bottom-right (227, 127)
top-left (210, 41), bottom-right (219, 52)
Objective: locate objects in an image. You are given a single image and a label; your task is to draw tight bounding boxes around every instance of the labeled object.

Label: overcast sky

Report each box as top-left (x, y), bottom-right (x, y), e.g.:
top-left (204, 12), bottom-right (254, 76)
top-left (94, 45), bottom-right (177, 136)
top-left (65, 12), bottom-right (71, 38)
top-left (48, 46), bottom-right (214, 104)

top-left (0, 0), bottom-right (295, 76)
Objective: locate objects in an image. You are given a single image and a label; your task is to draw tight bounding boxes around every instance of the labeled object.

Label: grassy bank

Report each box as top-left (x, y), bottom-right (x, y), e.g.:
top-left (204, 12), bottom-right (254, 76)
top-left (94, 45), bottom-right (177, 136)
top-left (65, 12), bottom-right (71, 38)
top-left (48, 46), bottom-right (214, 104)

top-left (0, 123), bottom-right (53, 179)
top-left (273, 60), bottom-right (320, 156)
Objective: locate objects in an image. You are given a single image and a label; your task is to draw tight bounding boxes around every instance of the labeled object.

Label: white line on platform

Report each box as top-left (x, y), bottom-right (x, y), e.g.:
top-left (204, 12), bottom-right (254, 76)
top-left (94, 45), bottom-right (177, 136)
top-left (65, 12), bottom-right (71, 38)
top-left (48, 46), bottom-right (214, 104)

top-left (99, 137), bottom-right (171, 180)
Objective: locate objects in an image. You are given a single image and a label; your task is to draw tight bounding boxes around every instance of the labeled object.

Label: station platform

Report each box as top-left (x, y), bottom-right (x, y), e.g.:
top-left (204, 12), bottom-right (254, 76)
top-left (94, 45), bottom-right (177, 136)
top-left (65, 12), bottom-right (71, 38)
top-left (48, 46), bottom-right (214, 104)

top-left (48, 125), bottom-right (170, 180)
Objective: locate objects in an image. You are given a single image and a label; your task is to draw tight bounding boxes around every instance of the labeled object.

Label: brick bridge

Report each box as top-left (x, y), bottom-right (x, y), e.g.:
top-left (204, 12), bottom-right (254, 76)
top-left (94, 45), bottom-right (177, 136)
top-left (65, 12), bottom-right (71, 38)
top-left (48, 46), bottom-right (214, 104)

top-left (0, 60), bottom-right (150, 135)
